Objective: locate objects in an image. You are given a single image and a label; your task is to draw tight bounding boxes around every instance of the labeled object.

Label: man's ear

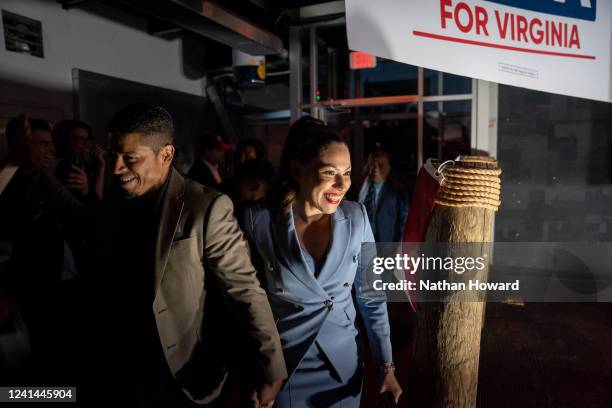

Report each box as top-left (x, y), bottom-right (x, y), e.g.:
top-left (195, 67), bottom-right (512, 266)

top-left (160, 144), bottom-right (175, 165)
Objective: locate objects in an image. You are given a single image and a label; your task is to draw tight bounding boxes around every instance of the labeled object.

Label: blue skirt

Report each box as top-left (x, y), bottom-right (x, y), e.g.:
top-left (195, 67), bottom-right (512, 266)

top-left (276, 340), bottom-right (362, 408)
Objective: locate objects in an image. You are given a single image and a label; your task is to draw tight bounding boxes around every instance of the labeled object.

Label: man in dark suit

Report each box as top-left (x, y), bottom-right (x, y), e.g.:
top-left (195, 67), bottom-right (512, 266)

top-left (88, 105), bottom-right (285, 407)
top-left (187, 132), bottom-right (231, 189)
top-left (357, 149), bottom-right (410, 242)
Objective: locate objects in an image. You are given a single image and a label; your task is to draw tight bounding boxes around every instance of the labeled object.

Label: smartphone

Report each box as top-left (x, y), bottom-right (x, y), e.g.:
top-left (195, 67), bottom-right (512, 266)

top-left (71, 154), bottom-right (83, 169)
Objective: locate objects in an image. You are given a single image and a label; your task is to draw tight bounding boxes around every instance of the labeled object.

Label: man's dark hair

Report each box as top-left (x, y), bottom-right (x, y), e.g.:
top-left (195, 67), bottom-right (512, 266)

top-left (52, 119), bottom-right (93, 158)
top-left (199, 131), bottom-right (223, 152)
top-left (369, 148), bottom-right (390, 161)
top-left (30, 119), bottom-right (52, 133)
top-left (108, 104), bottom-right (173, 152)
top-left (235, 137), bottom-right (267, 160)
top-left (5, 117), bottom-right (52, 149)
top-left (235, 158), bottom-right (276, 188)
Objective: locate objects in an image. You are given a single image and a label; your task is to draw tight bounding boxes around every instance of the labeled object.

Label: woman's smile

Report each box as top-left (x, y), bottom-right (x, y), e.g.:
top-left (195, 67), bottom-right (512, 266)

top-left (323, 191), bottom-right (344, 205)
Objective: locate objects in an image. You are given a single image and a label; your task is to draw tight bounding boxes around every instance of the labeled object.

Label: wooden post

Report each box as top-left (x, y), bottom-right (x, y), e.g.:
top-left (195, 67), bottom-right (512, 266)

top-left (413, 157), bottom-right (500, 408)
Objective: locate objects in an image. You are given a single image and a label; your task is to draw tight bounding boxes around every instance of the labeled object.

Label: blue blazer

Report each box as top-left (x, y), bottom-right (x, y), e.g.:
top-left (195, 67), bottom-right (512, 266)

top-left (244, 201), bottom-right (392, 383)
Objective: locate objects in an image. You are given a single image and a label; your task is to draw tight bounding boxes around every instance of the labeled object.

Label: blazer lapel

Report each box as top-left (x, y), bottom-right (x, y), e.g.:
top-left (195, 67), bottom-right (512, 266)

top-left (154, 169), bottom-right (185, 295)
top-left (316, 204), bottom-right (350, 284)
top-left (271, 208), bottom-right (328, 299)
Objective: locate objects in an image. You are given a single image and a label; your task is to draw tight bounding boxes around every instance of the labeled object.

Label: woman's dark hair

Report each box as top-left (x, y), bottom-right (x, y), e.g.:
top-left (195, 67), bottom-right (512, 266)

top-left (52, 119), bottom-right (93, 159)
top-left (269, 116), bottom-right (347, 212)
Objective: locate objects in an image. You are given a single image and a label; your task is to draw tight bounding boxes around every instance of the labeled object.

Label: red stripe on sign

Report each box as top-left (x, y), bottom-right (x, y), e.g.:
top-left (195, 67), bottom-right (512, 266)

top-left (412, 30), bottom-right (596, 60)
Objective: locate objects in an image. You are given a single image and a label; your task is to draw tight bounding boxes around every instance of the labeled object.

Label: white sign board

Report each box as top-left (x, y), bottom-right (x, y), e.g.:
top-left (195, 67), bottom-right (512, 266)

top-left (346, 0), bottom-right (612, 102)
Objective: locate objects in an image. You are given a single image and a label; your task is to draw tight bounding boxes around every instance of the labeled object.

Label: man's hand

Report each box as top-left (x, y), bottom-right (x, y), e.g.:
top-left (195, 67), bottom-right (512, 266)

top-left (93, 145), bottom-right (107, 170)
top-left (67, 165), bottom-right (89, 196)
top-left (250, 379), bottom-right (283, 408)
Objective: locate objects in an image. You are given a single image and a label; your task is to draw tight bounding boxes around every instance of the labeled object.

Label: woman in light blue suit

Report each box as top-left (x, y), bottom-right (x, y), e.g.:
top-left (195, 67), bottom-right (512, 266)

top-left (244, 117), bottom-right (402, 407)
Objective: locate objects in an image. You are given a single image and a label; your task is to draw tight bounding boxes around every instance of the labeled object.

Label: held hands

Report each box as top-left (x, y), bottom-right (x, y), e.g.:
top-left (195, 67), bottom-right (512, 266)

top-left (250, 379), bottom-right (283, 408)
top-left (379, 364), bottom-right (402, 405)
top-left (67, 165), bottom-right (89, 196)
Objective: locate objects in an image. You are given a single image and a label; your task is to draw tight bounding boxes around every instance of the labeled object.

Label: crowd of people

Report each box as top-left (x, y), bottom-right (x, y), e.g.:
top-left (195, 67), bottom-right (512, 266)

top-left (0, 104), bottom-right (410, 407)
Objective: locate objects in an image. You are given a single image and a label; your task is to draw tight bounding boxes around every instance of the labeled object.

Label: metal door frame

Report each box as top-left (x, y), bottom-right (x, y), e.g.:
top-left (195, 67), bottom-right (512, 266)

top-left (289, 26), bottom-right (497, 175)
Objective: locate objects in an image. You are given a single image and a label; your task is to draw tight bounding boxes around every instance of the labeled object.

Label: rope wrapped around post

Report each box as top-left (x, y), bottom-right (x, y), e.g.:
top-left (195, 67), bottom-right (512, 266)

top-left (435, 155), bottom-right (502, 211)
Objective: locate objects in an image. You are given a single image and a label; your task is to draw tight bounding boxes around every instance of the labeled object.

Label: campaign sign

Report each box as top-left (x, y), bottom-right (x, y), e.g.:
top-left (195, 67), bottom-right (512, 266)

top-left (485, 0), bottom-right (597, 22)
top-left (346, 0), bottom-right (612, 102)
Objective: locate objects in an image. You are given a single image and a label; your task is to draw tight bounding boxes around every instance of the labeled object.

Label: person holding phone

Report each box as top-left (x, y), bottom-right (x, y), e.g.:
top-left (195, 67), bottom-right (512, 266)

top-left (52, 120), bottom-right (106, 200)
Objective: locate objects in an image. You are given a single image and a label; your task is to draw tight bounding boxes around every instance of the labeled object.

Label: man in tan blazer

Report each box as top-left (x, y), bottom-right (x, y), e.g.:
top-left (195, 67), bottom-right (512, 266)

top-left (87, 104), bottom-right (285, 407)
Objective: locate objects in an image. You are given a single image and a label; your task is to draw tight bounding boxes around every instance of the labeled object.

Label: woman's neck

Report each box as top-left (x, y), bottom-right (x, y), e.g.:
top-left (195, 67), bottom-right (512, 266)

top-left (292, 197), bottom-right (325, 225)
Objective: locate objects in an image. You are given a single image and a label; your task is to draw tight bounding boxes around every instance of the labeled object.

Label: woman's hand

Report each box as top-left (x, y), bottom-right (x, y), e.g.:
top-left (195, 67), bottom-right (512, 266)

top-left (67, 165), bottom-right (89, 196)
top-left (379, 364), bottom-right (402, 405)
